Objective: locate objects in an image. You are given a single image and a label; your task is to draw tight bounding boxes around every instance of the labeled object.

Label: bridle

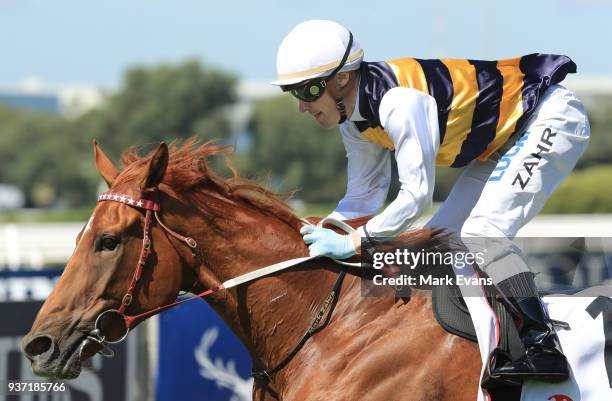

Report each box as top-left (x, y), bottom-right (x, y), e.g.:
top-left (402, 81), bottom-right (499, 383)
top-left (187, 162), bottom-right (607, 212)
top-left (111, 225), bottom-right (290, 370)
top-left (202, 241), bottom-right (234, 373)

top-left (81, 190), bottom-right (201, 357)
top-left (80, 188), bottom-right (357, 383)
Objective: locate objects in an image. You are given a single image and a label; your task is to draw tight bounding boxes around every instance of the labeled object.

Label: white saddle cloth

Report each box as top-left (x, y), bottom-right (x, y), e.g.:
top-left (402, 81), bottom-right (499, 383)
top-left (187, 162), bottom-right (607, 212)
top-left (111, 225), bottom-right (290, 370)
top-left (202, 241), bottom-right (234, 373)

top-left (455, 264), bottom-right (612, 401)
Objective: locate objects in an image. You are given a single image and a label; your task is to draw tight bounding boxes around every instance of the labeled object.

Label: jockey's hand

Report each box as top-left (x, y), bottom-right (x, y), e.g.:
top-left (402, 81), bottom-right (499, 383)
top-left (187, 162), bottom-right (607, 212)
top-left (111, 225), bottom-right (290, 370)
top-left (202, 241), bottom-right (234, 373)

top-left (300, 225), bottom-right (356, 259)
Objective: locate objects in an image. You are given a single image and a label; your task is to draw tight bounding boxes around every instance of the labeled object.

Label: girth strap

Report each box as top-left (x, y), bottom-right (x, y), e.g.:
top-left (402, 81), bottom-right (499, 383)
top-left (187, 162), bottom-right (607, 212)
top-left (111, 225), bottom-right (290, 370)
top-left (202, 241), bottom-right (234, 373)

top-left (251, 270), bottom-right (347, 383)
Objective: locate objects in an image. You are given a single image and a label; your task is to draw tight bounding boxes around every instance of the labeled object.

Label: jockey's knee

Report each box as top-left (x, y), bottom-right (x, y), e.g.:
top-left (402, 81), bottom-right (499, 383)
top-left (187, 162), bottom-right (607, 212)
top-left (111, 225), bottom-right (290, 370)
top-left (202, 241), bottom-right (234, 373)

top-left (460, 217), bottom-right (530, 284)
top-left (460, 216), bottom-right (506, 239)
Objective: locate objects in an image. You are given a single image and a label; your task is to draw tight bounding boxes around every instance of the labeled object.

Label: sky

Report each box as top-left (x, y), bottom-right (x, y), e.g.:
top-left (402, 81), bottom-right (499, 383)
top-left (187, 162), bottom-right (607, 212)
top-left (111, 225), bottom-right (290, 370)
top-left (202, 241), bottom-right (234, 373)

top-left (1, 0), bottom-right (611, 87)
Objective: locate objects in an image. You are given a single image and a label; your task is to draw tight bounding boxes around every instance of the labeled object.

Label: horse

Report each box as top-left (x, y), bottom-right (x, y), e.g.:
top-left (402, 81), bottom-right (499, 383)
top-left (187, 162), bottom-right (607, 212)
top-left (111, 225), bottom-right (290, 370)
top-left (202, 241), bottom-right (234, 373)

top-left (21, 140), bottom-right (482, 401)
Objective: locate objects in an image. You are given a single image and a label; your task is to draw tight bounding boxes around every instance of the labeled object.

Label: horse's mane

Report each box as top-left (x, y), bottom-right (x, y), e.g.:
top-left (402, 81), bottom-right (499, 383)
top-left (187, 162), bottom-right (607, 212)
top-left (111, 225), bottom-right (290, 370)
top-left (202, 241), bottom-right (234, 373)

top-left (114, 139), bottom-right (302, 229)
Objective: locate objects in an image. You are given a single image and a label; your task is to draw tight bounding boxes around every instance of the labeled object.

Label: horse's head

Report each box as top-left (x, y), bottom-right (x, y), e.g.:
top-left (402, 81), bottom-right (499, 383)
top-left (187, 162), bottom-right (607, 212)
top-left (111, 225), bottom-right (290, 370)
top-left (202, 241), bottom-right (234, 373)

top-left (21, 141), bottom-right (193, 379)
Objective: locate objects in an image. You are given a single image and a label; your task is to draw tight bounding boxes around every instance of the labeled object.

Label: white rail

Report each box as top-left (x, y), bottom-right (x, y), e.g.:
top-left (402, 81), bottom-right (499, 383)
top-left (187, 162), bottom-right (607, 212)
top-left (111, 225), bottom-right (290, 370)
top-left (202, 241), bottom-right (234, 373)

top-left (1, 215), bottom-right (612, 270)
top-left (0, 222), bottom-right (82, 269)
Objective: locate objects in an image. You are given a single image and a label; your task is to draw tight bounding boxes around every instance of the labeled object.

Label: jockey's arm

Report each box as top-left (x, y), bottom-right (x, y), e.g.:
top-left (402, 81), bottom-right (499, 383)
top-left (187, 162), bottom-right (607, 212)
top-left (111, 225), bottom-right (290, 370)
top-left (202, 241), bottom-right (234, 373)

top-left (325, 122), bottom-right (392, 221)
top-left (354, 87), bottom-right (440, 244)
top-left (302, 87), bottom-right (439, 259)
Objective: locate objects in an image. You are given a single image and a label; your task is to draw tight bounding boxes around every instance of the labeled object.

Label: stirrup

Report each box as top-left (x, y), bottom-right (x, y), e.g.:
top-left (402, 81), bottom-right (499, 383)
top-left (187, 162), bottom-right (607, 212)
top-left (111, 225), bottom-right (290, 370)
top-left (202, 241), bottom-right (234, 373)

top-left (482, 348), bottom-right (523, 388)
top-left (490, 346), bottom-right (570, 383)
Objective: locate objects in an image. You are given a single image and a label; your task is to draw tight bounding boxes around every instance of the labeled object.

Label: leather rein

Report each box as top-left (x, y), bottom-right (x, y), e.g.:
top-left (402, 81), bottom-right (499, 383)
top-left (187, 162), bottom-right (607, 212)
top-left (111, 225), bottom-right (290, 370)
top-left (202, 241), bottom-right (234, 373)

top-left (81, 189), bottom-right (357, 383)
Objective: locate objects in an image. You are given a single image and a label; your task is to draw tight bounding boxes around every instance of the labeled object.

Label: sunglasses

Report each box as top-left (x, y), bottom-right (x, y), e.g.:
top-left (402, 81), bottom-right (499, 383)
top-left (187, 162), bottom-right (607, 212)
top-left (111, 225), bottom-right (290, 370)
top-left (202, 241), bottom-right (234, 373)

top-left (282, 31), bottom-right (354, 103)
top-left (287, 79), bottom-right (328, 102)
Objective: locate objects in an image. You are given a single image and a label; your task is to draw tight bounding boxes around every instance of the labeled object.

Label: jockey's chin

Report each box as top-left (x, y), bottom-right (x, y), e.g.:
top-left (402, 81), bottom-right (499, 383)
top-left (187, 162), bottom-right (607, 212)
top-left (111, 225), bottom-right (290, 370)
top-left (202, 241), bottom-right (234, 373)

top-left (298, 95), bottom-right (342, 129)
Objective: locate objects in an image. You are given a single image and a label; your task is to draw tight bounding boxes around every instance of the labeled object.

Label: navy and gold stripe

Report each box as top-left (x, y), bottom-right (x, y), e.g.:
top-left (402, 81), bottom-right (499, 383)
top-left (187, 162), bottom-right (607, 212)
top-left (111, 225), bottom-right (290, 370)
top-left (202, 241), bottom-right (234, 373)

top-left (415, 59), bottom-right (454, 143)
top-left (452, 60), bottom-right (503, 167)
top-left (354, 54), bottom-right (576, 167)
top-left (435, 59), bottom-right (478, 166)
top-left (387, 58), bottom-right (428, 93)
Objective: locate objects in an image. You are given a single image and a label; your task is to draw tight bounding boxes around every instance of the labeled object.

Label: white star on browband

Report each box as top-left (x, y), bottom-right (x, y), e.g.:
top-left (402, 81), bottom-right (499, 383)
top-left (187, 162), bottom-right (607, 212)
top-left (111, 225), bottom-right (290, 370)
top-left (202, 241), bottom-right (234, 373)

top-left (97, 192), bottom-right (159, 211)
top-left (98, 193), bottom-right (135, 204)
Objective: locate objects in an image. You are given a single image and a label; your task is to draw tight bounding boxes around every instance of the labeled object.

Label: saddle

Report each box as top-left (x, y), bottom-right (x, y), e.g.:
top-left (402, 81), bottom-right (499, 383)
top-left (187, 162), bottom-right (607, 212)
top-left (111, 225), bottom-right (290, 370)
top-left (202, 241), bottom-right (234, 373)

top-left (431, 267), bottom-right (524, 356)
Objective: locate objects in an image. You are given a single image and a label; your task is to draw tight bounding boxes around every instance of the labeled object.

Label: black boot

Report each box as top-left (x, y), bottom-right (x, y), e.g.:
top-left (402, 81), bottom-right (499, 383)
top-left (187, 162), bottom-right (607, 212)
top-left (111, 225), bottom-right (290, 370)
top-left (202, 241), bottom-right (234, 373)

top-left (493, 273), bottom-right (570, 382)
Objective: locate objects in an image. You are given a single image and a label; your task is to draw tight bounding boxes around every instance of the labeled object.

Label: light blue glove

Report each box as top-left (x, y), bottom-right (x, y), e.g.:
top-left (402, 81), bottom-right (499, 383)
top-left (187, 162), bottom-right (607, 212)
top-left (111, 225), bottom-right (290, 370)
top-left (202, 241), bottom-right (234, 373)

top-left (300, 225), bottom-right (356, 259)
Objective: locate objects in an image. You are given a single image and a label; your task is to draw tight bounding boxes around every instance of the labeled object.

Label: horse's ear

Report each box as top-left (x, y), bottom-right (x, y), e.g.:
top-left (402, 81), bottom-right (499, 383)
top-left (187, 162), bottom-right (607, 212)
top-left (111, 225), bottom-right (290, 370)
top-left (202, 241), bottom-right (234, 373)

top-left (93, 139), bottom-right (119, 188)
top-left (140, 142), bottom-right (169, 192)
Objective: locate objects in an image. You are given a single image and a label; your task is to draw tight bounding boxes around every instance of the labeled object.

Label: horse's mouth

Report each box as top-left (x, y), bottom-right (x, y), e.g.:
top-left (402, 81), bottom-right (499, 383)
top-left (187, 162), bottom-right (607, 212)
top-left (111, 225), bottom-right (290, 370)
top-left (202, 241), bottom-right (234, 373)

top-left (31, 334), bottom-right (93, 380)
top-left (59, 339), bottom-right (84, 379)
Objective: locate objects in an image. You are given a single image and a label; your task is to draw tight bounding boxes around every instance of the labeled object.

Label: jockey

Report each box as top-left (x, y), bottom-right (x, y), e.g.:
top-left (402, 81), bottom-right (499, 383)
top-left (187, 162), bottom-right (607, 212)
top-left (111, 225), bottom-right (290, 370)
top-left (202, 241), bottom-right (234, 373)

top-left (271, 20), bottom-right (590, 382)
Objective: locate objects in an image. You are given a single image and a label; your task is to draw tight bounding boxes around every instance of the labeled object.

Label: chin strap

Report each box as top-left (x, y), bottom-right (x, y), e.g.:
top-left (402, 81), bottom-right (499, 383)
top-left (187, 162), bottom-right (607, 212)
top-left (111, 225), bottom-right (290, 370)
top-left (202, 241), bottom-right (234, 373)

top-left (327, 30), bottom-right (352, 126)
top-left (336, 96), bottom-right (348, 124)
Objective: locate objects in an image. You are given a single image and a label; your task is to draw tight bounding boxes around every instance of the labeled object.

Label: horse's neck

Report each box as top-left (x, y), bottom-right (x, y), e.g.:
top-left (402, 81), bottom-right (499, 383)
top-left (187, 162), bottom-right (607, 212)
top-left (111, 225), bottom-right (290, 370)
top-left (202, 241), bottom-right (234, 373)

top-left (193, 208), bottom-right (340, 370)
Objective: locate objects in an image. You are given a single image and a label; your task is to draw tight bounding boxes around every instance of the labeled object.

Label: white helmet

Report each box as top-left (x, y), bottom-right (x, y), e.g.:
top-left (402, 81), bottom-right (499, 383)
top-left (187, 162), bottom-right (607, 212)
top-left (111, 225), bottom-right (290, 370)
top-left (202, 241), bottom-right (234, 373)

top-left (271, 20), bottom-right (364, 86)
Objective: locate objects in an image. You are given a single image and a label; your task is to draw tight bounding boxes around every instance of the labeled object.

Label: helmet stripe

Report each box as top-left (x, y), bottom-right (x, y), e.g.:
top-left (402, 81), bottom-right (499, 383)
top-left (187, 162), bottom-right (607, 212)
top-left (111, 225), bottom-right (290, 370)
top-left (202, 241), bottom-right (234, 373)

top-left (275, 49), bottom-right (364, 81)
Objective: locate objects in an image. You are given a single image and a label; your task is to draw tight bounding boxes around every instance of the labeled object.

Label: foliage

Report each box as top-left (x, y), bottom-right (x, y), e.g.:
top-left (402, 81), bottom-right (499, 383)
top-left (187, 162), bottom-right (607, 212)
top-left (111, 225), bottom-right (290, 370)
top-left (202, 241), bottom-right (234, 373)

top-left (0, 60), bottom-right (237, 208)
top-left (0, 105), bottom-right (96, 207)
top-left (0, 207), bottom-right (93, 223)
top-left (576, 99), bottom-right (612, 168)
top-left (542, 165), bottom-right (612, 214)
top-left (86, 60), bottom-right (237, 158)
top-left (246, 95), bottom-right (347, 203)
top-left (433, 167), bottom-right (464, 201)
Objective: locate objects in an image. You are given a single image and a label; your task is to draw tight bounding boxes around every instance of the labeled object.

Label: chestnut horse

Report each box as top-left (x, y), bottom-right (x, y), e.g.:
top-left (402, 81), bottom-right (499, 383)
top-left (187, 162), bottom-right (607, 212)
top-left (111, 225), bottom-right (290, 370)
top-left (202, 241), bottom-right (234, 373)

top-left (22, 140), bottom-right (481, 401)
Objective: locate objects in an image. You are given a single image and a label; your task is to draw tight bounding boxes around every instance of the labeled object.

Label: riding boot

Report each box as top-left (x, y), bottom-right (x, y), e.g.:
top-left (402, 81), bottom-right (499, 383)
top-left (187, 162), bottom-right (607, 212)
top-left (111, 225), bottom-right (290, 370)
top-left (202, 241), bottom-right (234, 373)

top-left (493, 272), bottom-right (570, 382)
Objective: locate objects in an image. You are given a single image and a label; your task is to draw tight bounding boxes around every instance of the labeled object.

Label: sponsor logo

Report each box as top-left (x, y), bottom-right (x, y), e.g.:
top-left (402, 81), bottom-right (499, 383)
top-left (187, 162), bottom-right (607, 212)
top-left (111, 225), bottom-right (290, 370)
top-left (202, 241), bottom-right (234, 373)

top-left (512, 128), bottom-right (557, 190)
top-left (194, 327), bottom-right (253, 401)
top-left (547, 394), bottom-right (574, 401)
top-left (488, 133), bottom-right (528, 182)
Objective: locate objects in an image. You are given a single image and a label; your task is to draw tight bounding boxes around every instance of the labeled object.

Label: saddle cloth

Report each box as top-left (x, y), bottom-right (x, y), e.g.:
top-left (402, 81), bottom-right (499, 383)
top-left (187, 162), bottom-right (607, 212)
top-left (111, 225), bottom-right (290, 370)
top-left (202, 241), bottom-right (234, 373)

top-left (447, 259), bottom-right (612, 401)
top-left (523, 291), bottom-right (612, 401)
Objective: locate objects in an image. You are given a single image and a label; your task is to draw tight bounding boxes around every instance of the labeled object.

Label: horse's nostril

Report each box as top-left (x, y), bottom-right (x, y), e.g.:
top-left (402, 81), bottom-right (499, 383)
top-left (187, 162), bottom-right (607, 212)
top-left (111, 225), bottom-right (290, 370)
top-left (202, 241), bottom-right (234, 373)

top-left (24, 335), bottom-right (53, 359)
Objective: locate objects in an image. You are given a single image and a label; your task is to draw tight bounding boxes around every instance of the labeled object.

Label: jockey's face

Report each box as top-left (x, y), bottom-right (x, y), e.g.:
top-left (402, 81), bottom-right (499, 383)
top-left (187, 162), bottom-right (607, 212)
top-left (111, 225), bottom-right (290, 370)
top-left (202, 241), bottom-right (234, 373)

top-left (297, 90), bottom-right (341, 129)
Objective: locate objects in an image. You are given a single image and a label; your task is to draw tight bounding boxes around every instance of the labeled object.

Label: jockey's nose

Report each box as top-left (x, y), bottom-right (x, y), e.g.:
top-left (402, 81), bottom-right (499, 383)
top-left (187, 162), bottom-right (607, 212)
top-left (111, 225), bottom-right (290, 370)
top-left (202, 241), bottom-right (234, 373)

top-left (298, 100), bottom-right (310, 113)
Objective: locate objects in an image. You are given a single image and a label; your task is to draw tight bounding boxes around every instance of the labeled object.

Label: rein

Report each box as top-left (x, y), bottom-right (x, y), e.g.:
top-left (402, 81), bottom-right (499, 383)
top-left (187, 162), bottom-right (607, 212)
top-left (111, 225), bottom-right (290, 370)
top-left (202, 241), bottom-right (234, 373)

top-left (82, 189), bottom-right (360, 378)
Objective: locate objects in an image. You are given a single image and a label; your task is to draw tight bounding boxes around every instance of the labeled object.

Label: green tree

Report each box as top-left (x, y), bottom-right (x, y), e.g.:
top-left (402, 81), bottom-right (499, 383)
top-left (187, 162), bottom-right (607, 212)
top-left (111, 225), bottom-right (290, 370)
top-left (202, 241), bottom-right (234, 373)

top-left (0, 59), bottom-right (238, 209)
top-left (0, 105), bottom-right (96, 207)
top-left (576, 98), bottom-right (612, 168)
top-left (88, 59), bottom-right (237, 157)
top-left (247, 95), bottom-right (347, 203)
top-left (543, 165), bottom-right (612, 213)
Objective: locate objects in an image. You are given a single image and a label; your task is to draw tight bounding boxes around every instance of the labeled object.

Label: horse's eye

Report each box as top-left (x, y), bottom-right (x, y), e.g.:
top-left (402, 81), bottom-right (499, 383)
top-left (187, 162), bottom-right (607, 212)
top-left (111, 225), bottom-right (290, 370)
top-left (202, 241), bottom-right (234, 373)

top-left (102, 235), bottom-right (119, 251)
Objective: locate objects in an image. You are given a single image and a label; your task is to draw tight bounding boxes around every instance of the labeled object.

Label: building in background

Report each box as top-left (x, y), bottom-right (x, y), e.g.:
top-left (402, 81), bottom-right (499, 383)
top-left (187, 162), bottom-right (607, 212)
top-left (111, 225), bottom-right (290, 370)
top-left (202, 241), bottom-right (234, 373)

top-left (0, 76), bottom-right (105, 118)
top-left (0, 77), bottom-right (277, 119)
